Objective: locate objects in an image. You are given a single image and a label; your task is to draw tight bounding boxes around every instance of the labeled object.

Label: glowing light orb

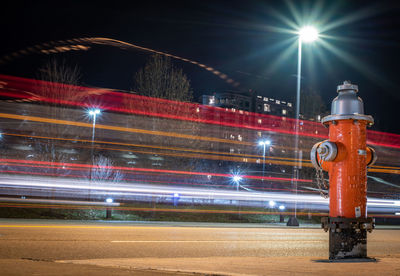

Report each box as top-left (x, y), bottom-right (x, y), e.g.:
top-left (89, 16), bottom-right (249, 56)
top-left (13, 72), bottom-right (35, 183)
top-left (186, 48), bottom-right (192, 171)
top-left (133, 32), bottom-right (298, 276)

top-left (88, 109), bottom-right (101, 116)
top-left (299, 26), bottom-right (319, 42)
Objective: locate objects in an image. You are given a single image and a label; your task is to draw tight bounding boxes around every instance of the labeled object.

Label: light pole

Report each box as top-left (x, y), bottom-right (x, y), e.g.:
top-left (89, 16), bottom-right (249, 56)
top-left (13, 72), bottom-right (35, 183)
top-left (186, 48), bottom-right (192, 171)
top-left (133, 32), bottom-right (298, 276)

top-left (289, 26), bottom-right (319, 227)
top-left (88, 109), bottom-right (101, 199)
top-left (258, 139), bottom-right (271, 180)
top-left (233, 175), bottom-right (242, 191)
top-left (89, 109), bottom-right (101, 143)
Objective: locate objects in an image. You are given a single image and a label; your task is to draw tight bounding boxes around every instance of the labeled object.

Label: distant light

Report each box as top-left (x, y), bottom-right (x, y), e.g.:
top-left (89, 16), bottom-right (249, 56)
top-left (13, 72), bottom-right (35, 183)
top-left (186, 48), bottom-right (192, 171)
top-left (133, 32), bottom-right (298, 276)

top-left (88, 109), bottom-right (101, 116)
top-left (269, 200), bottom-right (276, 208)
top-left (105, 198), bottom-right (113, 203)
top-left (173, 193), bottom-right (180, 198)
top-left (258, 139), bottom-right (271, 146)
top-left (299, 26), bottom-right (319, 42)
top-left (233, 175), bottom-right (242, 183)
top-left (396, 212), bottom-right (400, 216)
top-left (278, 205), bottom-right (285, 210)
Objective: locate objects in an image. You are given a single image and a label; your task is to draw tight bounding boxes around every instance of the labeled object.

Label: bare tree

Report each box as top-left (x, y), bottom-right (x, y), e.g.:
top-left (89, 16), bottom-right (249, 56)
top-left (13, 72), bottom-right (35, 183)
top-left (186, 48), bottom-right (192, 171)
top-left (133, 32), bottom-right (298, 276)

top-left (123, 54), bottom-right (201, 172)
top-left (32, 59), bottom-right (87, 179)
top-left (299, 88), bottom-right (328, 121)
top-left (38, 58), bottom-right (83, 102)
top-left (91, 155), bottom-right (123, 183)
top-left (134, 54), bottom-right (193, 102)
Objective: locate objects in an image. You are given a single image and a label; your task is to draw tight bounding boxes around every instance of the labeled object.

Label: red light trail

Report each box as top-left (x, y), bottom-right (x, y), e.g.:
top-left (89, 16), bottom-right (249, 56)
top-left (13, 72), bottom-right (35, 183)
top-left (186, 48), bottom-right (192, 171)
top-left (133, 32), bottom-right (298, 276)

top-left (1, 74), bottom-right (400, 148)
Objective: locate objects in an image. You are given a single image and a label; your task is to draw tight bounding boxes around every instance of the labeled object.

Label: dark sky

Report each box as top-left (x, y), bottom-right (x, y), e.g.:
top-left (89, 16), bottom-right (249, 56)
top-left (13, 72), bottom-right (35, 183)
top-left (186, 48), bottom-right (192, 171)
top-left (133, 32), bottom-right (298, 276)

top-left (1, 0), bottom-right (400, 133)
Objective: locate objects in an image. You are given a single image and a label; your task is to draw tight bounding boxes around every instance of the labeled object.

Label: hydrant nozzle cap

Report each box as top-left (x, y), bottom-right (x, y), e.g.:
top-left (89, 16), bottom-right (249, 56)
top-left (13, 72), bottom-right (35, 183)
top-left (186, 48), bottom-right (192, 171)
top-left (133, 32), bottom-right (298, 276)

top-left (337, 80), bottom-right (358, 93)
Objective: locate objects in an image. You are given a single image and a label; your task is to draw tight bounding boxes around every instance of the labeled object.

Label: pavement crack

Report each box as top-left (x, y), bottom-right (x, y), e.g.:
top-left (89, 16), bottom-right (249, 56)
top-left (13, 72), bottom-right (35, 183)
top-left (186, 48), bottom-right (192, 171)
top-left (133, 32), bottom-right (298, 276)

top-left (21, 257), bottom-right (54, 262)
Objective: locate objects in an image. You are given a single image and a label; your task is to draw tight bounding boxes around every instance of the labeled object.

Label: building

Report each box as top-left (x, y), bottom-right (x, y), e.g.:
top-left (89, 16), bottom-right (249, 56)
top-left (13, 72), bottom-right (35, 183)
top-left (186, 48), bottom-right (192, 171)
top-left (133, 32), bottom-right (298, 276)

top-left (201, 90), bottom-right (294, 118)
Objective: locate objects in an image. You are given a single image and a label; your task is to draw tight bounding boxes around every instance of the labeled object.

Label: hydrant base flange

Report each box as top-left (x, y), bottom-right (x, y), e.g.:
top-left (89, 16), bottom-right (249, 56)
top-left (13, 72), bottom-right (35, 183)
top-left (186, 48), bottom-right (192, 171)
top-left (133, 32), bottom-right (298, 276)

top-left (322, 217), bottom-right (375, 260)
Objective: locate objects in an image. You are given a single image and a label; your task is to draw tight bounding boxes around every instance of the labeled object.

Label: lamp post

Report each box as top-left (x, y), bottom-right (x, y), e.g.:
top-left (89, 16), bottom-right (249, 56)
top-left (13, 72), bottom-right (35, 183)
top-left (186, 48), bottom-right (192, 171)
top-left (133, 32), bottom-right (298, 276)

top-left (233, 175), bottom-right (242, 191)
top-left (289, 26), bottom-right (319, 227)
top-left (88, 109), bottom-right (101, 200)
top-left (258, 139), bottom-right (271, 180)
top-left (89, 109), bottom-right (101, 143)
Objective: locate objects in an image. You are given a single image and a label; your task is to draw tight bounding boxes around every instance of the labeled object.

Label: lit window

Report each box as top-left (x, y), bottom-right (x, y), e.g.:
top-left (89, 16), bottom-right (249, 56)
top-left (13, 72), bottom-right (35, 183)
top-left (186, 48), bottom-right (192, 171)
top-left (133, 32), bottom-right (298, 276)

top-left (257, 131), bottom-right (262, 137)
top-left (196, 107), bottom-right (200, 113)
top-left (263, 97), bottom-right (268, 101)
top-left (270, 98), bottom-right (274, 101)
top-left (264, 104), bottom-right (270, 112)
top-left (282, 101), bottom-right (286, 104)
top-left (238, 134), bottom-right (242, 141)
top-left (257, 95), bottom-right (262, 99)
top-left (276, 100), bottom-right (280, 104)
top-left (209, 97), bottom-right (215, 105)
top-left (230, 148), bottom-right (235, 153)
top-left (282, 109), bottom-right (287, 115)
top-left (258, 119), bottom-right (262, 124)
top-left (288, 102), bottom-right (292, 107)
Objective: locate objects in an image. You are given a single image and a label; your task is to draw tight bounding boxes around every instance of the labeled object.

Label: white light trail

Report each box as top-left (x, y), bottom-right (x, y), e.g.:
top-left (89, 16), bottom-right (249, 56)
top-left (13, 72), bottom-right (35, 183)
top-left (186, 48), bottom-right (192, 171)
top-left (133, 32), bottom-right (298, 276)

top-left (0, 175), bottom-right (399, 212)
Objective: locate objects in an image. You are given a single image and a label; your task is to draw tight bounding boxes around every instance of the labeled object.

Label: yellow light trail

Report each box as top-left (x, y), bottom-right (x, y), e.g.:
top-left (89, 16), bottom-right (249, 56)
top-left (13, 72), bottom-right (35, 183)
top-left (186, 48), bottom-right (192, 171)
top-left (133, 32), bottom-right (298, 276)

top-left (2, 132), bottom-right (400, 174)
top-left (2, 132), bottom-right (314, 168)
top-left (0, 112), bottom-right (252, 146)
top-left (3, 132), bottom-right (304, 162)
top-left (0, 202), bottom-right (327, 216)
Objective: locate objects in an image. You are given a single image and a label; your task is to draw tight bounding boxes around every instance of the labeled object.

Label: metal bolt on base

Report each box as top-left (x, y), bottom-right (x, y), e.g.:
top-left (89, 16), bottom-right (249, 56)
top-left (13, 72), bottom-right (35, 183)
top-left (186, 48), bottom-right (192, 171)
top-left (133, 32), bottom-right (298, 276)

top-left (322, 217), bottom-right (374, 260)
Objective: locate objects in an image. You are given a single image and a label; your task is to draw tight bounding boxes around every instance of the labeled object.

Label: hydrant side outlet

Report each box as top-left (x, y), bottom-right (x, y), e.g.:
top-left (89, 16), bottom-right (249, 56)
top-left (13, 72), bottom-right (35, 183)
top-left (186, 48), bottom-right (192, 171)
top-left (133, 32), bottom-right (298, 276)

top-left (312, 81), bottom-right (376, 260)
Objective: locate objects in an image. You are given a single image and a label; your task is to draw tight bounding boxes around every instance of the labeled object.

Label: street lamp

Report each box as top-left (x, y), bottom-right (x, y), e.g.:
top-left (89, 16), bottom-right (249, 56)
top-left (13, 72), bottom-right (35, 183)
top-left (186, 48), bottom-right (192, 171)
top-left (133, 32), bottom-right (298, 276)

top-left (290, 26), bottom-right (319, 227)
top-left (88, 109), bottom-right (101, 142)
top-left (88, 108), bottom-right (101, 200)
top-left (258, 139), bottom-right (271, 180)
top-left (232, 175), bottom-right (242, 191)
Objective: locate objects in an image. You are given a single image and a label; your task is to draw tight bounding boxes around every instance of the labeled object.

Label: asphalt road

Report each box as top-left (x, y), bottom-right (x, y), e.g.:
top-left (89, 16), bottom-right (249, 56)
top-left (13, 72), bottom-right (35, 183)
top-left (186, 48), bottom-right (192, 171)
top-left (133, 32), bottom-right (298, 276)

top-left (0, 219), bottom-right (400, 275)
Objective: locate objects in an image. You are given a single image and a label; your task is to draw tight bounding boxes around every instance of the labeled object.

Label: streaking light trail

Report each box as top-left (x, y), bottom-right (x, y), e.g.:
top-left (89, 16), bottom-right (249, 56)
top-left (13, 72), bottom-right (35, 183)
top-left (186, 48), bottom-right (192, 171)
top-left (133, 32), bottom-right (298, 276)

top-left (0, 175), bottom-right (398, 214)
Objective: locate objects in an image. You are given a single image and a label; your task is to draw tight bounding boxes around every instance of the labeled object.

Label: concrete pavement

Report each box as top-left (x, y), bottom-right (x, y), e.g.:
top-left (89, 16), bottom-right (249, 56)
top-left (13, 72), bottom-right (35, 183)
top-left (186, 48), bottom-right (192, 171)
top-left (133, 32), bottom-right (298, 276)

top-left (1, 219), bottom-right (400, 275)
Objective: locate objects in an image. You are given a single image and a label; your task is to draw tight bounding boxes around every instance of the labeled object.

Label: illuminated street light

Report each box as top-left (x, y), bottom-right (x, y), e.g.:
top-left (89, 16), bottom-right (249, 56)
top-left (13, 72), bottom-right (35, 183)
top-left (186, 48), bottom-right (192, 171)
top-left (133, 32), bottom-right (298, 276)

top-left (232, 175), bottom-right (242, 191)
top-left (299, 26), bottom-right (319, 42)
top-left (290, 26), bottom-right (319, 227)
top-left (105, 197), bottom-right (113, 219)
top-left (88, 108), bottom-right (101, 200)
top-left (233, 175), bottom-right (242, 183)
top-left (258, 139), bottom-right (272, 180)
top-left (173, 193), bottom-right (180, 206)
top-left (88, 108), bottom-right (101, 147)
top-left (269, 200), bottom-right (276, 208)
top-left (105, 198), bottom-right (113, 203)
top-left (88, 108), bottom-right (101, 141)
top-left (279, 205), bottom-right (286, 211)
top-left (88, 109), bottom-right (101, 116)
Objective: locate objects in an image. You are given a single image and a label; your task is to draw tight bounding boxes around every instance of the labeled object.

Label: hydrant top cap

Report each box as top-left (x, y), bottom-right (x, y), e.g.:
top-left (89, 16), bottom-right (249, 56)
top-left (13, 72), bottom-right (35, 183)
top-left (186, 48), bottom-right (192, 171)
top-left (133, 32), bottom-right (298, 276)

top-left (337, 80), bottom-right (358, 93)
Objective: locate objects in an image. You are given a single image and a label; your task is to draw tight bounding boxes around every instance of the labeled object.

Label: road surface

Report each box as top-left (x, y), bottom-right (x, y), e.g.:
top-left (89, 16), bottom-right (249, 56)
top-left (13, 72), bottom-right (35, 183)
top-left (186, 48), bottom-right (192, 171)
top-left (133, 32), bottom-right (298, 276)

top-left (0, 219), bottom-right (400, 275)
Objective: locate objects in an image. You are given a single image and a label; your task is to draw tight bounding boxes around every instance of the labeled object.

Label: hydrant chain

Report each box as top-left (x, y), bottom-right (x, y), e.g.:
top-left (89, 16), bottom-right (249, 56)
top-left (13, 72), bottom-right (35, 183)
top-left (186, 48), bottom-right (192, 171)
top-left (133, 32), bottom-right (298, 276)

top-left (315, 159), bottom-right (329, 198)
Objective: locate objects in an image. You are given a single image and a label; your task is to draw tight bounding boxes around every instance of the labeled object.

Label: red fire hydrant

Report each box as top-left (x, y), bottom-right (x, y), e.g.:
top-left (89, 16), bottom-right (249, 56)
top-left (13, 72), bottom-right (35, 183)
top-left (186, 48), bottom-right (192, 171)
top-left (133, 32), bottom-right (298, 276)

top-left (310, 81), bottom-right (377, 260)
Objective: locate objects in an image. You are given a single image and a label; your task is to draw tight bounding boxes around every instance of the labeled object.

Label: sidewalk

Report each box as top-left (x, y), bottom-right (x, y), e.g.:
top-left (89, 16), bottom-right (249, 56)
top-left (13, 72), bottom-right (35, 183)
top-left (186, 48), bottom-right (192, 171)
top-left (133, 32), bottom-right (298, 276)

top-left (57, 256), bottom-right (400, 276)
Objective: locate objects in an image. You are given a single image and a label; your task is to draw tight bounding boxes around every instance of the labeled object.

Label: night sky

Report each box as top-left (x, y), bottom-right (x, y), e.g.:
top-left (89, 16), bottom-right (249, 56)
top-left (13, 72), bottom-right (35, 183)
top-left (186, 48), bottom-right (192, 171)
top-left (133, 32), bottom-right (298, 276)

top-left (1, 0), bottom-right (400, 133)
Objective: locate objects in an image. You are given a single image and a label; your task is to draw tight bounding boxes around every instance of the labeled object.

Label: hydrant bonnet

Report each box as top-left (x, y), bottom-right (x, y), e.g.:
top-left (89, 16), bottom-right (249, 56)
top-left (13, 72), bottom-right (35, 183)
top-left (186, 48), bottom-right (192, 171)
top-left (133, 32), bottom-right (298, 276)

top-left (321, 81), bottom-right (373, 125)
